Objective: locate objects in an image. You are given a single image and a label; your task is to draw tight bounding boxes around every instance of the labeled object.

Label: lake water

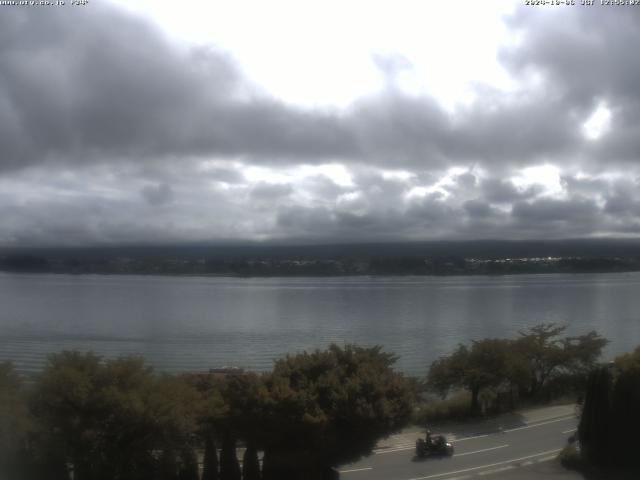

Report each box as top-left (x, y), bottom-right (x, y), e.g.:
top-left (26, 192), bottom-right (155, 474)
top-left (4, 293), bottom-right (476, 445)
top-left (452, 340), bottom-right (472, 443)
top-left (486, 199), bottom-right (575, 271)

top-left (1, 272), bottom-right (639, 377)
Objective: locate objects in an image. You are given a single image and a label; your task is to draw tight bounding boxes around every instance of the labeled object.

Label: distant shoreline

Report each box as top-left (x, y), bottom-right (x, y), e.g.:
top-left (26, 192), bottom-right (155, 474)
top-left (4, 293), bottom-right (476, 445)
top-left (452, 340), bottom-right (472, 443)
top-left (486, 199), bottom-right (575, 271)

top-left (2, 258), bottom-right (640, 279)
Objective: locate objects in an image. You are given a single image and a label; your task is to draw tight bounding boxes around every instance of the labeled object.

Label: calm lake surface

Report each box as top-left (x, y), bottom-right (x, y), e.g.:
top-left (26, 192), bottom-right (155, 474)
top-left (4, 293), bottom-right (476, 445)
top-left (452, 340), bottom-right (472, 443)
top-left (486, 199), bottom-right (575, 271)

top-left (1, 272), bottom-right (639, 377)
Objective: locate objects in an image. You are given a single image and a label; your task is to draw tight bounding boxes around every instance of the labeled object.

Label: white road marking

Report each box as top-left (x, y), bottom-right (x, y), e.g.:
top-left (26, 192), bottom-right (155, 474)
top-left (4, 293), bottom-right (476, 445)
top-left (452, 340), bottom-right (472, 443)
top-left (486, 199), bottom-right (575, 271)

top-left (478, 465), bottom-right (515, 476)
top-left (376, 443), bottom-right (415, 449)
top-left (535, 455), bottom-right (558, 463)
top-left (407, 448), bottom-right (562, 480)
top-left (375, 446), bottom-right (415, 455)
top-left (454, 444), bottom-right (509, 457)
top-left (503, 416), bottom-right (574, 433)
top-left (562, 428), bottom-right (577, 434)
top-left (379, 443), bottom-right (508, 457)
top-left (374, 434), bottom-right (492, 454)
top-left (454, 434), bottom-right (490, 443)
top-left (339, 467), bottom-right (373, 474)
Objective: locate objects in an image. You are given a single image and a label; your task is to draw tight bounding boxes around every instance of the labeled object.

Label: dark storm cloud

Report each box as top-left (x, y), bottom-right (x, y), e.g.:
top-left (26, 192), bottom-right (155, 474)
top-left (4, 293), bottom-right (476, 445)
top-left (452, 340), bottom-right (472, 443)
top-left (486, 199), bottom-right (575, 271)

top-left (249, 182), bottom-right (293, 202)
top-left (269, 170), bottom-right (640, 242)
top-left (0, 4), bottom-right (357, 173)
top-left (502, 7), bottom-right (640, 107)
top-left (512, 197), bottom-right (599, 223)
top-left (5, 2), bottom-right (637, 177)
top-left (602, 178), bottom-right (640, 217)
top-left (463, 199), bottom-right (494, 218)
top-left (204, 167), bottom-right (246, 184)
top-left (406, 193), bottom-right (455, 223)
top-left (276, 206), bottom-right (335, 234)
top-left (299, 175), bottom-right (350, 200)
top-left (456, 172), bottom-right (477, 189)
top-left (141, 183), bottom-right (174, 206)
top-left (3, 160), bottom-right (639, 246)
top-left (500, 5), bottom-right (640, 167)
top-left (4, 2), bottom-right (640, 246)
top-left (357, 4), bottom-right (640, 170)
top-left (481, 178), bottom-right (541, 203)
top-left (347, 94), bottom-right (452, 168)
top-left (560, 175), bottom-right (610, 198)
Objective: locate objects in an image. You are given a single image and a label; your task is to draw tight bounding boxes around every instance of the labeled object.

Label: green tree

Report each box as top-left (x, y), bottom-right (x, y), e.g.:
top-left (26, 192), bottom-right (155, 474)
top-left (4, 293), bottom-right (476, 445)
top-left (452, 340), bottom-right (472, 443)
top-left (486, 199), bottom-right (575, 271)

top-left (158, 448), bottom-right (179, 480)
top-left (31, 352), bottom-right (200, 480)
top-left (220, 431), bottom-right (241, 480)
top-left (578, 366), bottom-right (612, 467)
top-left (31, 351), bottom-right (104, 480)
top-left (183, 372), bottom-right (228, 480)
top-left (610, 367), bottom-right (640, 467)
top-left (242, 443), bottom-right (261, 480)
top-left (614, 345), bottom-right (640, 371)
top-left (577, 345), bottom-right (640, 471)
top-left (214, 373), bottom-right (266, 480)
top-left (427, 339), bottom-right (512, 414)
top-left (177, 447), bottom-right (199, 480)
top-left (201, 434), bottom-right (219, 480)
top-left (219, 373), bottom-right (266, 447)
top-left (0, 361), bottom-right (40, 480)
top-left (513, 324), bottom-right (607, 398)
top-left (609, 347), bottom-right (640, 468)
top-left (259, 344), bottom-right (414, 479)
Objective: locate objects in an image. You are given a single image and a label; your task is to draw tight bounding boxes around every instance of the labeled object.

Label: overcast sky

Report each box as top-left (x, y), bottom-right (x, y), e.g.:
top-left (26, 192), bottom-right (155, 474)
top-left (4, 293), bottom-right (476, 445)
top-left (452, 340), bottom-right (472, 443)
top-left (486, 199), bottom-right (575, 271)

top-left (1, 0), bottom-right (640, 246)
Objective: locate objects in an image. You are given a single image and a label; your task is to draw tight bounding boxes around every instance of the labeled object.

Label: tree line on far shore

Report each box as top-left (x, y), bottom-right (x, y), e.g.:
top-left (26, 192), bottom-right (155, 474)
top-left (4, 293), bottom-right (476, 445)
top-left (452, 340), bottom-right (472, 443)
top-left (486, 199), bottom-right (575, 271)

top-left (0, 324), bottom-right (630, 480)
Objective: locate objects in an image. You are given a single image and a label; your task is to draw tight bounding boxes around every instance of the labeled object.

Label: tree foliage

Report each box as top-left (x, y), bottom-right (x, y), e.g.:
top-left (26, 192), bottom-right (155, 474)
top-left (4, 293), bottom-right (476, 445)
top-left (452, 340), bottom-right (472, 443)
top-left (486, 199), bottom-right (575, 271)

top-left (427, 324), bottom-right (608, 413)
top-left (3, 333), bottom-right (609, 479)
top-left (31, 352), bottom-right (200, 480)
top-left (258, 344), bottom-right (414, 478)
top-left (242, 443), bottom-right (261, 480)
top-left (513, 324), bottom-right (607, 397)
top-left (579, 346), bottom-right (640, 470)
top-left (177, 447), bottom-right (199, 480)
top-left (578, 366), bottom-right (612, 466)
top-left (220, 431), bottom-right (241, 480)
top-left (0, 361), bottom-right (36, 479)
top-left (428, 339), bottom-right (512, 414)
top-left (201, 434), bottom-right (219, 480)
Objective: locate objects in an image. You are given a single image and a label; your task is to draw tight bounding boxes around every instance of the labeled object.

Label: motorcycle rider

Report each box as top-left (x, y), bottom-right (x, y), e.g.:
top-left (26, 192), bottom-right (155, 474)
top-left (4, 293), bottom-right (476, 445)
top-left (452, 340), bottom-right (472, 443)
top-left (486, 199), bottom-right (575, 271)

top-left (425, 428), bottom-right (433, 448)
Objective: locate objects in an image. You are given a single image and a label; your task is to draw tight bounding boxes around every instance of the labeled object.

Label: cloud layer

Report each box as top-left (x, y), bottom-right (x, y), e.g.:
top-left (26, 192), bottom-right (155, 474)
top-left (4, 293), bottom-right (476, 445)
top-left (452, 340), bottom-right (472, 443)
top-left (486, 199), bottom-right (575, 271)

top-left (2, 3), bottom-right (640, 245)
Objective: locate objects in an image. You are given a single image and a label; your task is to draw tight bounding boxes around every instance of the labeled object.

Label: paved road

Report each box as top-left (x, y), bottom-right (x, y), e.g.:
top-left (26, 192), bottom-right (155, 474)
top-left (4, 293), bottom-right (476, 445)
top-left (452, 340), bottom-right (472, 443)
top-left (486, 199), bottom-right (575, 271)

top-left (339, 415), bottom-right (577, 480)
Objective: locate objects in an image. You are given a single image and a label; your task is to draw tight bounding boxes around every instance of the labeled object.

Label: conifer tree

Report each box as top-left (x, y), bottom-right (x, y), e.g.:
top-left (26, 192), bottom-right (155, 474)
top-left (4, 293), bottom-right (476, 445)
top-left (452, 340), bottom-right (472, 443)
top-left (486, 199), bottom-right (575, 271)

top-left (177, 447), bottom-right (199, 480)
top-left (578, 366), bottom-right (612, 466)
top-left (242, 443), bottom-right (261, 480)
top-left (220, 432), bottom-right (241, 480)
top-left (202, 435), bottom-right (219, 480)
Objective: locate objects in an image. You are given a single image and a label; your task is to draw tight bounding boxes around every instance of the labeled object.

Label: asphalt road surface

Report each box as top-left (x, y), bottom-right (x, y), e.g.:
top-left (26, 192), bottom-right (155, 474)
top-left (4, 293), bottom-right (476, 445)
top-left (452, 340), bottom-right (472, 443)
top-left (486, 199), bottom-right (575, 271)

top-left (339, 415), bottom-right (578, 480)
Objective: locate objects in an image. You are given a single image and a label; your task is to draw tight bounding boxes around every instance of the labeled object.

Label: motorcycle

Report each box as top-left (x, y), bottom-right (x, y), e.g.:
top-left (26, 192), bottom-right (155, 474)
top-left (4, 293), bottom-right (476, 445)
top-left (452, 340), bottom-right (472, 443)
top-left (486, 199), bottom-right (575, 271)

top-left (415, 435), bottom-right (454, 459)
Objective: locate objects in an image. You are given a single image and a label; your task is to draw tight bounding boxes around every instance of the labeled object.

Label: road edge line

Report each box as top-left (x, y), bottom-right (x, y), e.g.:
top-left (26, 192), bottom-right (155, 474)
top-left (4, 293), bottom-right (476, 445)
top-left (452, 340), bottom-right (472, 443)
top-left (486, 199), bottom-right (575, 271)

top-left (408, 448), bottom-right (562, 480)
